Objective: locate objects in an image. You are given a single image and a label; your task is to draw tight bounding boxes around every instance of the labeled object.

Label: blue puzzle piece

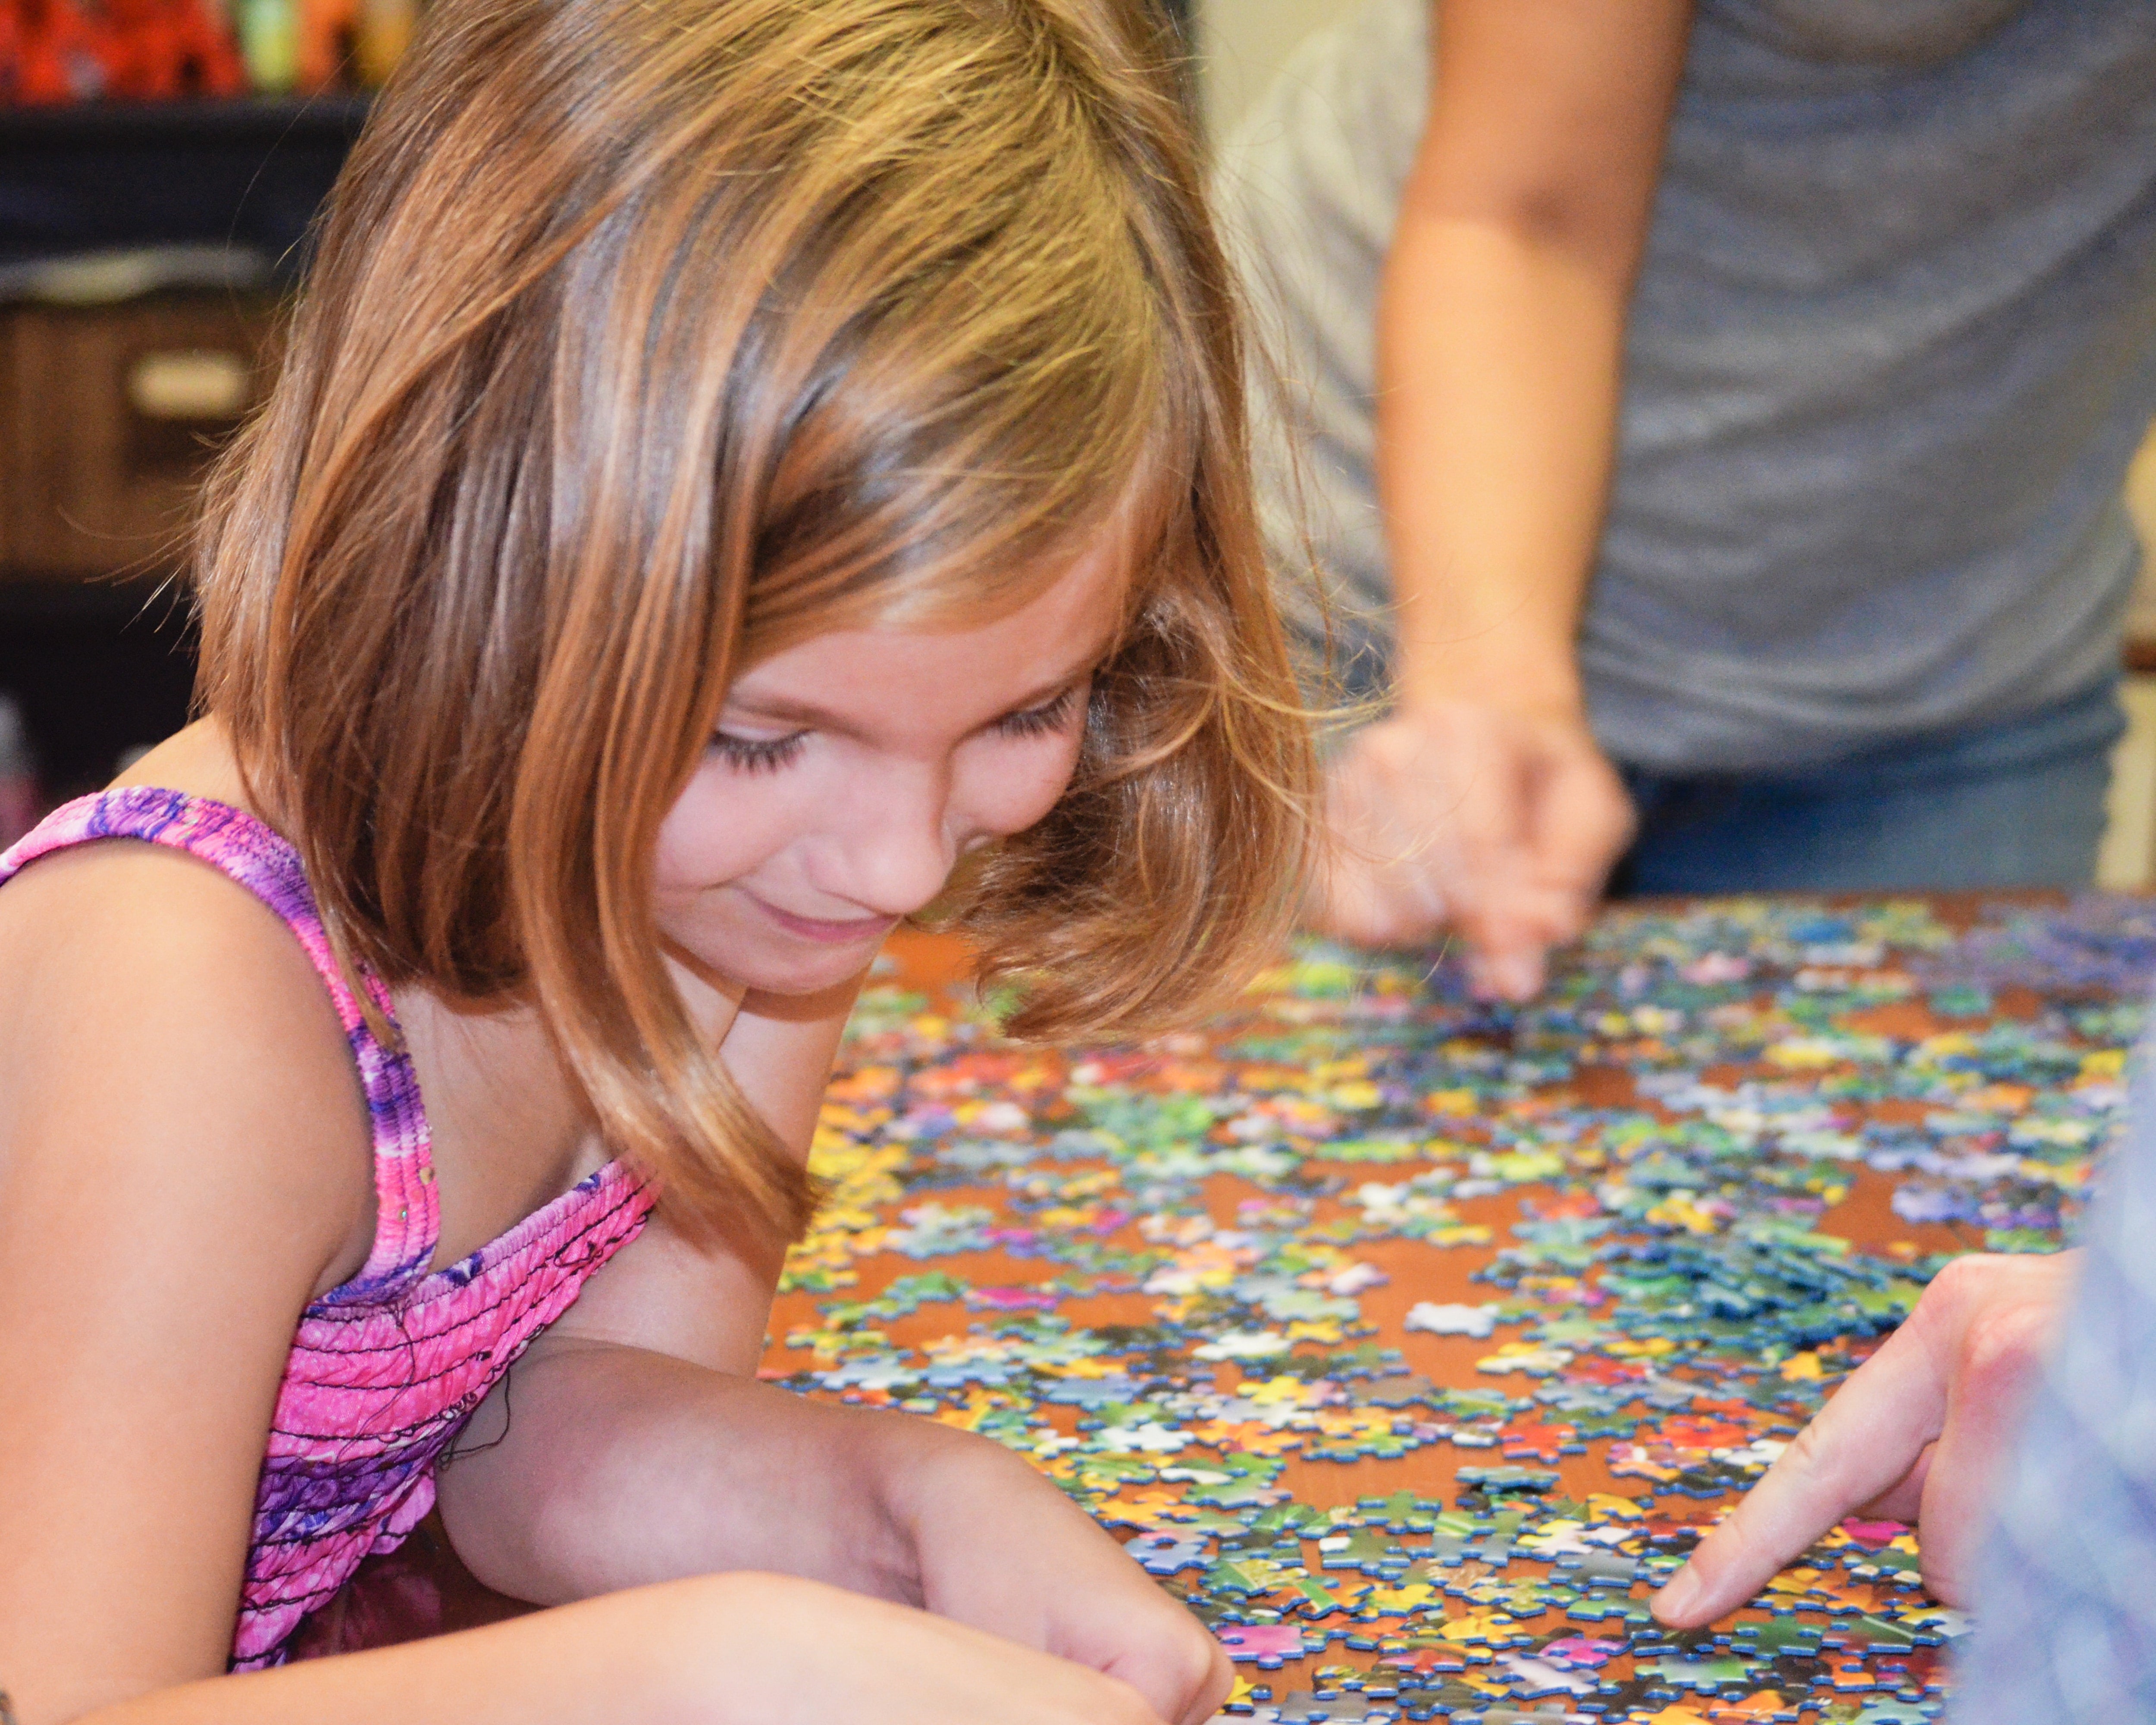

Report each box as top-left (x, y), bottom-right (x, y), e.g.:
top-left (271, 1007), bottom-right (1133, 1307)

top-left (1852, 1704), bottom-right (1935, 1725)
top-left (1124, 1530), bottom-right (1210, 1576)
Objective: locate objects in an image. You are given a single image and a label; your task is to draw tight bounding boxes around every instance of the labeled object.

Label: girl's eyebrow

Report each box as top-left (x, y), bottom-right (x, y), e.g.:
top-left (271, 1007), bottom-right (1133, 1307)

top-left (990, 661), bottom-right (1104, 718)
top-left (726, 637), bottom-right (1116, 734)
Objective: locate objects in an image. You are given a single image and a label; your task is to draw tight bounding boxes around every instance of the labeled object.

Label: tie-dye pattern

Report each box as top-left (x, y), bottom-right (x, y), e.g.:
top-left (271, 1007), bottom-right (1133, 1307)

top-left (0, 788), bottom-right (655, 1668)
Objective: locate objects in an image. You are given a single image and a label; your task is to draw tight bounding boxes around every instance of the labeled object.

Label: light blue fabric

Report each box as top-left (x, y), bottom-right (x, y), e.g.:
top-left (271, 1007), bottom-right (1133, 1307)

top-left (1956, 1011), bottom-right (2156, 1720)
top-left (1612, 675), bottom-right (2124, 894)
top-left (1217, 0), bottom-right (2156, 774)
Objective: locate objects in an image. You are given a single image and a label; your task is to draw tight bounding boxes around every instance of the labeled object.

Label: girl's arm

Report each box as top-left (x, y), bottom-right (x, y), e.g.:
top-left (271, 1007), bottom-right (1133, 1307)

top-left (0, 844), bottom-right (375, 1716)
top-left (81, 1574), bottom-right (1171, 1725)
top-left (431, 979), bottom-right (1233, 1725)
top-left (0, 858), bottom-right (1164, 1725)
top-left (1313, 0), bottom-right (1692, 991)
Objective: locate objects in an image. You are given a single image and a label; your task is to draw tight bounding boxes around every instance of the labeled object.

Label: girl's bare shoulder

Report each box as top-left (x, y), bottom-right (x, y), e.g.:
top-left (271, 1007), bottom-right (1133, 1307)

top-left (0, 735), bottom-right (376, 1294)
top-left (0, 773), bottom-right (381, 1693)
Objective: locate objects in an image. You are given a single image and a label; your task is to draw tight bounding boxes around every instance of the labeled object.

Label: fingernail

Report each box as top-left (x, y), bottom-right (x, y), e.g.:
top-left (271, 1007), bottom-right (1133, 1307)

top-left (1653, 1565), bottom-right (1702, 1624)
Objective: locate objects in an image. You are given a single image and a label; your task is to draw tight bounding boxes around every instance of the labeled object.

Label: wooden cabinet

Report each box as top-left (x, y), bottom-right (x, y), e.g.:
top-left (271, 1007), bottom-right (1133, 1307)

top-left (0, 294), bottom-right (282, 579)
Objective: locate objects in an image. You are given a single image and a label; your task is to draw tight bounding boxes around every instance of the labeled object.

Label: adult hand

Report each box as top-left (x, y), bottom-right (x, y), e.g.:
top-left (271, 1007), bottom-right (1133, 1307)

top-left (894, 1431), bottom-right (1233, 1725)
top-left (1309, 698), bottom-right (1635, 999)
top-left (1652, 1251), bottom-right (2080, 1627)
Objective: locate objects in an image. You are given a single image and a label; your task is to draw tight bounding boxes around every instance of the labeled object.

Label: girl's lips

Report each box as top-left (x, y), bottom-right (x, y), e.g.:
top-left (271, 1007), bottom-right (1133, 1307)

top-left (749, 894), bottom-right (897, 946)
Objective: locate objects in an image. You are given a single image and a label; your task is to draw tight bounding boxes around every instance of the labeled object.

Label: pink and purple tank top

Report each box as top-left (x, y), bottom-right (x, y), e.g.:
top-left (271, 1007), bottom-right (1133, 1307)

top-left (0, 787), bottom-right (656, 1668)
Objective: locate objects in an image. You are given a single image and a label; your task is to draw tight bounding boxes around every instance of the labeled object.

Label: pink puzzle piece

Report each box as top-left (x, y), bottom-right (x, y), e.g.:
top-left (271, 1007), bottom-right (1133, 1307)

top-left (1218, 1625), bottom-right (1305, 1662)
top-left (1840, 1517), bottom-right (1912, 1549)
top-left (1539, 1636), bottom-right (1625, 1670)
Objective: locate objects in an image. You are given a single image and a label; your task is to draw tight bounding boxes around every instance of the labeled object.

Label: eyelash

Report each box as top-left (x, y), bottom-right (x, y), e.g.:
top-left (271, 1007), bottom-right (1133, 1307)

top-left (994, 687), bottom-right (1081, 739)
top-left (712, 731), bottom-right (807, 774)
top-left (711, 687), bottom-right (1081, 773)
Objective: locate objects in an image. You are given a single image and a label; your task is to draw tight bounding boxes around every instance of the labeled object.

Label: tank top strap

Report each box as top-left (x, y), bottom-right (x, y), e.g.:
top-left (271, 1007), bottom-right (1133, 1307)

top-left (0, 787), bottom-right (441, 1301)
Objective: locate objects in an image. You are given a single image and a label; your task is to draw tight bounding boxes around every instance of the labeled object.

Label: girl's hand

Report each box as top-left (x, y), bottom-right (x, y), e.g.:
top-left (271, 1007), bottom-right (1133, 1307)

top-left (1652, 1251), bottom-right (2077, 1626)
top-left (72, 1572), bottom-right (1167, 1725)
top-left (434, 1347), bottom-right (1224, 1722)
top-left (892, 1431), bottom-right (1233, 1725)
top-left (723, 1572), bottom-right (1176, 1725)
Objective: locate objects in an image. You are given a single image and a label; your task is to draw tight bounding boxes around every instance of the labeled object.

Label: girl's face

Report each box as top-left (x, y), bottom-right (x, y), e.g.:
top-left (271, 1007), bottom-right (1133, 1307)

top-left (654, 538), bottom-right (1129, 997)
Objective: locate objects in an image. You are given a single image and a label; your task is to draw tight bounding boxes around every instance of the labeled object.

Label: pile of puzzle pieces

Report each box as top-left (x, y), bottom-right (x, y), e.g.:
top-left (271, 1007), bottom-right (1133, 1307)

top-left (764, 894), bottom-right (2152, 1722)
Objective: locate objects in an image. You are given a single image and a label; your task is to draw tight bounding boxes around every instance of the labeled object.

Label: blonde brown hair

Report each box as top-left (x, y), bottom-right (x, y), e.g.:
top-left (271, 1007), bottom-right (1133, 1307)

top-left (195, 0), bottom-right (1314, 1245)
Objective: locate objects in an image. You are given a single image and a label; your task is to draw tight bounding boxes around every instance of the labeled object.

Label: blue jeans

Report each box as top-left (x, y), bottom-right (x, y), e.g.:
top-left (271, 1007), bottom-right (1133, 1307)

top-left (1608, 678), bottom-right (2128, 896)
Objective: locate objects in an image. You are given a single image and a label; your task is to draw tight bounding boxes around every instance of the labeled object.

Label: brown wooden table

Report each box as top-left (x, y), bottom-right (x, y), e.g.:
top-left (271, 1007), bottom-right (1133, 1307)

top-left (288, 911), bottom-right (2011, 1681)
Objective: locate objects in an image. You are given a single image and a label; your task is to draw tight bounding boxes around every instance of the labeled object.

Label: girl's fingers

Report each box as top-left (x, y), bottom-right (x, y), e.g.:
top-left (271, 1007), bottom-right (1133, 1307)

top-left (1079, 1584), bottom-right (1232, 1725)
top-left (1127, 1633), bottom-right (1232, 1725)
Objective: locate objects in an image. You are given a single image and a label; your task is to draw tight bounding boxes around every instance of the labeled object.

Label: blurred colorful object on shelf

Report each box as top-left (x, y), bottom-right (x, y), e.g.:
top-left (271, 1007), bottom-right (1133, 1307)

top-left (0, 0), bottom-right (411, 101)
top-left (3, 0), bottom-right (241, 100)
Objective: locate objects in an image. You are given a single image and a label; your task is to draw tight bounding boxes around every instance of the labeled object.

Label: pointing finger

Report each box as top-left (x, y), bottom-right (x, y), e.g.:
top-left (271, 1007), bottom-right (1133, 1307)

top-left (1653, 1318), bottom-right (1952, 1626)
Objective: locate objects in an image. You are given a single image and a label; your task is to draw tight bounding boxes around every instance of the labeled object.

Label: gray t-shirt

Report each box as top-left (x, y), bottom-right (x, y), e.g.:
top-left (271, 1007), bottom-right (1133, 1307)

top-left (1219, 0), bottom-right (2156, 772)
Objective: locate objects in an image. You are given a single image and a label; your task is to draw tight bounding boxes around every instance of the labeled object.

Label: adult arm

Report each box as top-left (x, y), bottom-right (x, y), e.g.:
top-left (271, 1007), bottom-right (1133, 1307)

top-left (1313, 0), bottom-right (1692, 994)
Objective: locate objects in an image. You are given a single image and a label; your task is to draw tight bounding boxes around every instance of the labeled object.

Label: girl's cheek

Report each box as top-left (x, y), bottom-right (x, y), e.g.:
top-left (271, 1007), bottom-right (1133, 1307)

top-left (654, 760), bottom-right (792, 890)
top-left (968, 737), bottom-right (1087, 839)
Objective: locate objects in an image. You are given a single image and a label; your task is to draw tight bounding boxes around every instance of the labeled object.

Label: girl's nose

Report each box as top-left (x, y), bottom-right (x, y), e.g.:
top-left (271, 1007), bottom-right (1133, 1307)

top-left (838, 763), bottom-right (961, 918)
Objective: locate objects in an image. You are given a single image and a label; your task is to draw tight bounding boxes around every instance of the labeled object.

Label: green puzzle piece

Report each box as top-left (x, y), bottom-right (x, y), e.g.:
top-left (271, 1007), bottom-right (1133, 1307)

top-left (1635, 1654), bottom-right (1757, 1692)
top-left (1735, 1618), bottom-right (1824, 1658)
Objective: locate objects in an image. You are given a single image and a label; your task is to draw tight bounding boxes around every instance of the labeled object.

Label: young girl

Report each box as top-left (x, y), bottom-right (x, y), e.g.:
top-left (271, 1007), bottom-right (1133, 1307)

top-left (0, 0), bottom-right (1313, 1718)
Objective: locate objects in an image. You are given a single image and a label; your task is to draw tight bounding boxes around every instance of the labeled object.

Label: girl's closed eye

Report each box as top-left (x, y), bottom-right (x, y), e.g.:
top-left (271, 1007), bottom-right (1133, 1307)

top-left (710, 681), bottom-right (1082, 776)
top-left (993, 684), bottom-right (1084, 740)
top-left (712, 728), bottom-right (808, 774)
